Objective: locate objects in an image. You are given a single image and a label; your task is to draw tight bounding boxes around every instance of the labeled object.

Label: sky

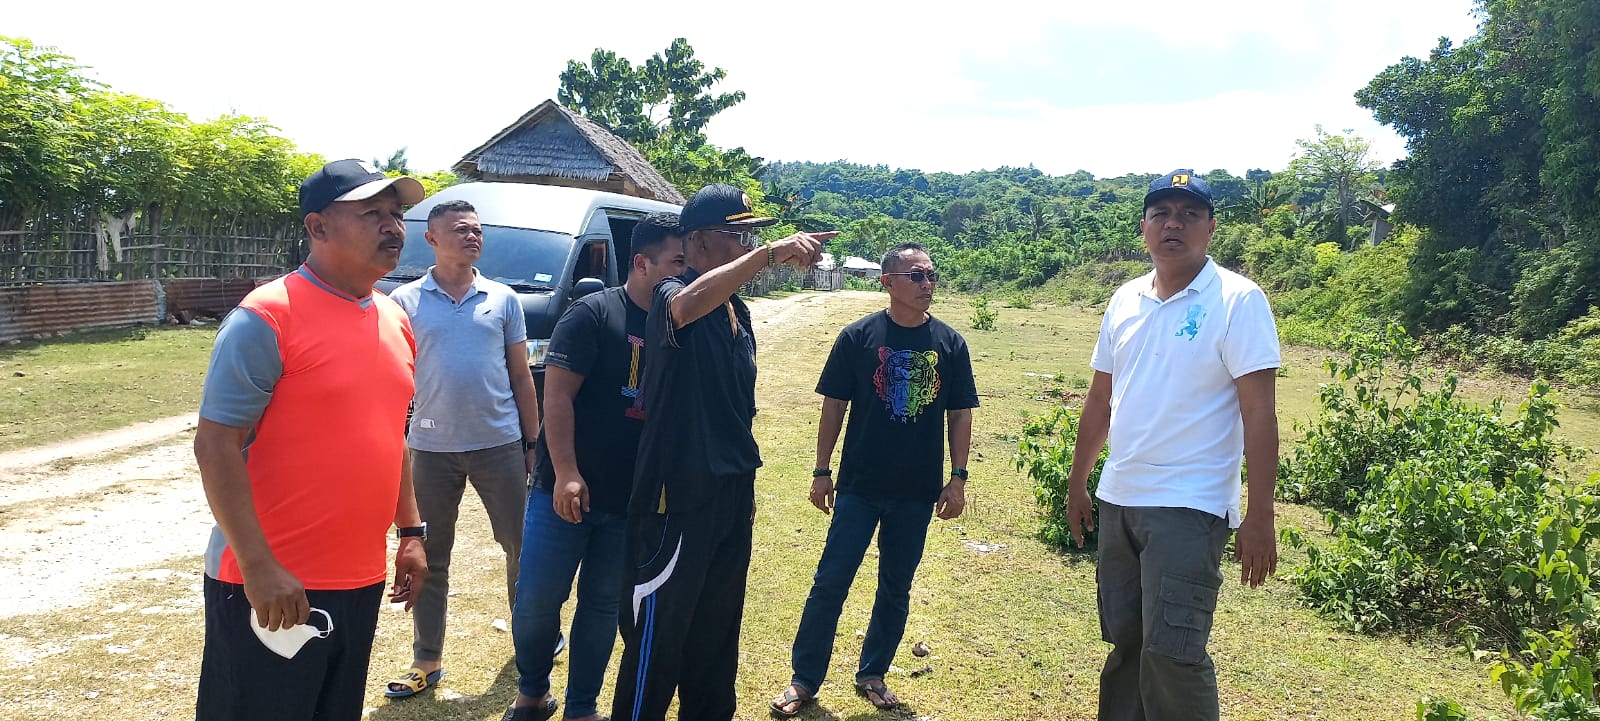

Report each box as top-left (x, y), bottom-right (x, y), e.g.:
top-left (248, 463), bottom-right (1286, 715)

top-left (8, 0), bottom-right (1484, 179)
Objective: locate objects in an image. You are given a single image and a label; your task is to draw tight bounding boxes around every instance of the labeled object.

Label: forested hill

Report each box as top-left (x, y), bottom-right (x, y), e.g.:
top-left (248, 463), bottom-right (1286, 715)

top-left (761, 143), bottom-right (1594, 389)
top-left (761, 161), bottom-right (1150, 287)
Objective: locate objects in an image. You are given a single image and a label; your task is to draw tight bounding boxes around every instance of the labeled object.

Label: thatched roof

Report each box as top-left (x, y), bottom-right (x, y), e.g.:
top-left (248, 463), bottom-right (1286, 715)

top-left (453, 100), bottom-right (685, 205)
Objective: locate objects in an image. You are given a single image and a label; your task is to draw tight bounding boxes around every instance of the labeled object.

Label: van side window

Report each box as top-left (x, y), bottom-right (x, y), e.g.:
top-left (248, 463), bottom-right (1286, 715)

top-left (575, 240), bottom-right (609, 283)
top-left (608, 217), bottom-right (639, 282)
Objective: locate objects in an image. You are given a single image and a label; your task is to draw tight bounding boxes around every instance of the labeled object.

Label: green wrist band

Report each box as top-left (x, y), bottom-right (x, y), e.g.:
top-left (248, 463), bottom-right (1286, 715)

top-left (812, 468), bottom-right (832, 477)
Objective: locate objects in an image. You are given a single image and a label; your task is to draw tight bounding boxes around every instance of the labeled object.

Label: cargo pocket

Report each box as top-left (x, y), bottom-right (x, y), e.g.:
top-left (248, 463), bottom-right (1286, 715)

top-left (1146, 574), bottom-right (1220, 664)
top-left (1097, 585), bottom-right (1113, 644)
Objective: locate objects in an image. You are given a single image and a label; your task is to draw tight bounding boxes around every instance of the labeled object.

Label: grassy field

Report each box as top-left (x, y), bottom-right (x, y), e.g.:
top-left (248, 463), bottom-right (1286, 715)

top-left (5, 293), bottom-right (1594, 719)
top-left (0, 325), bottom-right (217, 454)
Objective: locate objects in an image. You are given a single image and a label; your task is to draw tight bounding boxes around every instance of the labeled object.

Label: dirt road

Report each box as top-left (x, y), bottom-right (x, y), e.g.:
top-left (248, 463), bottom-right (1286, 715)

top-left (0, 291), bottom-right (876, 621)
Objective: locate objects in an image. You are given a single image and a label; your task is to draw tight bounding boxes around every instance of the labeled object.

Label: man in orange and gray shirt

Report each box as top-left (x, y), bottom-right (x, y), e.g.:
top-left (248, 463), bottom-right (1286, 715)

top-left (193, 159), bottom-right (429, 721)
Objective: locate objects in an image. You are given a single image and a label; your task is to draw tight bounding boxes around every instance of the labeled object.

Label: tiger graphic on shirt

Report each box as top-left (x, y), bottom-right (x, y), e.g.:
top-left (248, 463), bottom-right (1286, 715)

top-left (873, 347), bottom-right (941, 422)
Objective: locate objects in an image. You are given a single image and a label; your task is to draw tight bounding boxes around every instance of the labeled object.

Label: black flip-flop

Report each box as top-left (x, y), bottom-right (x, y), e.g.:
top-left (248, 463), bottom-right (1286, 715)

top-left (856, 679), bottom-right (899, 710)
top-left (501, 695), bottom-right (558, 721)
top-left (770, 685), bottom-right (813, 717)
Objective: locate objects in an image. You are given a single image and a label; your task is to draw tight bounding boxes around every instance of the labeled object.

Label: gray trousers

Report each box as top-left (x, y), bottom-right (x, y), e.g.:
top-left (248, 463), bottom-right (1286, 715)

top-left (1096, 501), bottom-right (1232, 721)
top-left (410, 441), bottom-right (528, 662)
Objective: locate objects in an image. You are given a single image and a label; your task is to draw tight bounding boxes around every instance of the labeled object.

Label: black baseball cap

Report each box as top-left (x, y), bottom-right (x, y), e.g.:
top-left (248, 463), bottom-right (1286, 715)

top-left (678, 183), bottom-right (777, 233)
top-left (299, 159), bottom-right (426, 217)
top-left (1144, 169), bottom-right (1214, 213)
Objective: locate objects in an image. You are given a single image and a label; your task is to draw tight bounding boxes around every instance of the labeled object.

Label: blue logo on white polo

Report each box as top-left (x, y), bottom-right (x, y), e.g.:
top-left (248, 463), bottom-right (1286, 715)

top-left (1176, 304), bottom-right (1207, 341)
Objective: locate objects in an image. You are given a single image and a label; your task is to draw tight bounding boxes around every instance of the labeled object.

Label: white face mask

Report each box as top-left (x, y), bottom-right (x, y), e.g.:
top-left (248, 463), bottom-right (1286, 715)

top-left (249, 608), bottom-right (333, 659)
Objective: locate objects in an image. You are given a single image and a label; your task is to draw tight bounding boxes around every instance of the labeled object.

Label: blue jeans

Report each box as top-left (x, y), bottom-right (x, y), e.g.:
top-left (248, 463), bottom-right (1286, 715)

top-left (511, 488), bottom-right (628, 718)
top-left (790, 492), bottom-right (933, 693)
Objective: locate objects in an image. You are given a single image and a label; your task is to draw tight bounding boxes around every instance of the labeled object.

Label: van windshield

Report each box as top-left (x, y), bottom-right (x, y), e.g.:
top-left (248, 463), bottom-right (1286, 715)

top-left (386, 221), bottom-right (572, 291)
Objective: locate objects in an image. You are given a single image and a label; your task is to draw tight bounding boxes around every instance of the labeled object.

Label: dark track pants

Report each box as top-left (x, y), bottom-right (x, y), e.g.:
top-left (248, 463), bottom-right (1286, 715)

top-left (611, 473), bottom-right (755, 721)
top-left (196, 576), bottom-right (383, 721)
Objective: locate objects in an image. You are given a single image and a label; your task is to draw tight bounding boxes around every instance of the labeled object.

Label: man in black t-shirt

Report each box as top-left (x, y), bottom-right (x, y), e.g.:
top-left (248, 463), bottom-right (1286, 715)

top-left (611, 184), bottom-right (835, 721)
top-left (770, 242), bottom-right (978, 717)
top-left (504, 213), bottom-right (684, 721)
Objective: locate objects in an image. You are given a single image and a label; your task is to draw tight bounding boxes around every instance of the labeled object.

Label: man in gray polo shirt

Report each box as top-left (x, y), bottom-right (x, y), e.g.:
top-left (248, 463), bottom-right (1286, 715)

top-left (383, 199), bottom-right (542, 698)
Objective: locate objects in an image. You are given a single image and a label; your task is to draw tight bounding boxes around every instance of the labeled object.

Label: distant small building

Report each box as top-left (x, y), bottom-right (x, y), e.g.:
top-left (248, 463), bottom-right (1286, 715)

top-left (452, 100), bottom-right (685, 205)
top-left (1361, 200), bottom-right (1396, 246)
top-left (841, 256), bottom-right (882, 277)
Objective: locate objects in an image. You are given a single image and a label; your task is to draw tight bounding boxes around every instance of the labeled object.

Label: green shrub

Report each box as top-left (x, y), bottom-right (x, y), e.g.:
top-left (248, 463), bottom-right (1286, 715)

top-left (1039, 260), bottom-right (1147, 306)
top-left (1279, 324), bottom-right (1569, 513)
top-left (1416, 697), bottom-right (1476, 720)
top-left (1243, 231), bottom-right (1319, 292)
top-left (970, 295), bottom-right (997, 331)
top-left (1419, 309), bottom-right (1600, 389)
top-left (1004, 293), bottom-right (1032, 309)
top-left (843, 275), bottom-right (883, 292)
top-left (1015, 405), bottom-right (1106, 552)
top-left (1284, 325), bottom-right (1599, 718)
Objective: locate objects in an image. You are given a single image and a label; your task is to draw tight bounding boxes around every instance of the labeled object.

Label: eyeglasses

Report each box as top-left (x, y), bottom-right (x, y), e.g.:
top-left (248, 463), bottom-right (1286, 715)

top-left (705, 228), bottom-right (762, 248)
top-left (883, 271), bottom-right (940, 284)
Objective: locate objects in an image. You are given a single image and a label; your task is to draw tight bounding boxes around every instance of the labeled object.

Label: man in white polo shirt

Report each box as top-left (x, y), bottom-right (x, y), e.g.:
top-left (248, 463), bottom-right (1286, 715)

top-left (1065, 170), bottom-right (1280, 721)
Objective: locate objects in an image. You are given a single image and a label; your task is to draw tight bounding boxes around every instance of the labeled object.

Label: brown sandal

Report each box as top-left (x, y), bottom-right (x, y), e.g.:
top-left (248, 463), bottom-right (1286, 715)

top-left (770, 685), bottom-right (813, 717)
top-left (856, 679), bottom-right (899, 710)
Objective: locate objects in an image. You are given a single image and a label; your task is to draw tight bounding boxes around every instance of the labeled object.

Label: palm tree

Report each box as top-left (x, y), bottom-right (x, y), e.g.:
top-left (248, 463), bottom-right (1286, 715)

top-left (1220, 178), bottom-right (1285, 226)
top-left (374, 147), bottom-right (410, 175)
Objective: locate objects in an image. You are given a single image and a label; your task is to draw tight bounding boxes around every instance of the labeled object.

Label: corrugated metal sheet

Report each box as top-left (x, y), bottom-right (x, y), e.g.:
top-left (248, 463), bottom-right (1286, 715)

top-left (165, 278), bottom-right (260, 320)
top-left (0, 281), bottom-right (162, 342)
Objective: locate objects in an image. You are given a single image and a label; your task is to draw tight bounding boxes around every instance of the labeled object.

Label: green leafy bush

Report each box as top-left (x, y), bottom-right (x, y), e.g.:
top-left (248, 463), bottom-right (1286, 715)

top-left (1284, 325), bottom-right (1599, 718)
top-left (843, 275), bottom-right (883, 292)
top-left (1417, 698), bottom-right (1477, 720)
top-left (970, 295), bottom-right (997, 331)
top-left (1279, 324), bottom-right (1569, 513)
top-left (1015, 405), bottom-right (1106, 552)
top-left (1420, 307), bottom-right (1600, 389)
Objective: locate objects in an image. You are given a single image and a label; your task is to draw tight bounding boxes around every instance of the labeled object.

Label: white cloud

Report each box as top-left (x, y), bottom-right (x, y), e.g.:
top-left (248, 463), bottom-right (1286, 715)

top-left (7, 0), bottom-right (1481, 177)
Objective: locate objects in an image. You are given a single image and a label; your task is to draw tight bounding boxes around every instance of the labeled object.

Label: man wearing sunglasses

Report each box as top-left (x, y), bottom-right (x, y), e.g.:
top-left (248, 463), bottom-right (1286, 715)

top-left (770, 242), bottom-right (978, 716)
top-left (612, 184), bottom-right (834, 721)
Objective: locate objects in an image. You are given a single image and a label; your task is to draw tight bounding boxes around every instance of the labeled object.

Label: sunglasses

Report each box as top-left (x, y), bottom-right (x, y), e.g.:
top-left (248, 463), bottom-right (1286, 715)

top-left (883, 271), bottom-right (940, 284)
top-left (705, 228), bottom-right (762, 248)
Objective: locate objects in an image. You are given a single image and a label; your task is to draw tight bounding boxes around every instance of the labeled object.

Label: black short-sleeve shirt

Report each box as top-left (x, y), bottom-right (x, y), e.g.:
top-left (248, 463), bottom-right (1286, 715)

top-left (816, 311), bottom-right (979, 504)
top-left (532, 287), bottom-right (649, 514)
top-left (629, 269), bottom-right (761, 515)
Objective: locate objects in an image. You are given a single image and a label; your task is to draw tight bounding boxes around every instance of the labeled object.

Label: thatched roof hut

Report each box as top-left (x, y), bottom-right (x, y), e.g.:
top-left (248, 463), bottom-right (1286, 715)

top-left (453, 100), bottom-right (684, 204)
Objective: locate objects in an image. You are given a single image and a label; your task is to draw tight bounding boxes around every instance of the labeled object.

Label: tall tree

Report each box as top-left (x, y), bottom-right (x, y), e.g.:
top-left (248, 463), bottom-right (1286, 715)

top-left (1287, 126), bottom-right (1381, 250)
top-left (1358, 0), bottom-right (1600, 335)
top-left (557, 38), bottom-right (756, 199)
top-left (0, 36), bottom-right (98, 215)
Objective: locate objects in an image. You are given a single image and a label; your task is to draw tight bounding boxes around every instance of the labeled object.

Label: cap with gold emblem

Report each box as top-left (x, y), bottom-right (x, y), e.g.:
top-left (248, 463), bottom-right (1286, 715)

top-left (1144, 169), bottom-right (1214, 213)
top-left (678, 183), bottom-right (778, 233)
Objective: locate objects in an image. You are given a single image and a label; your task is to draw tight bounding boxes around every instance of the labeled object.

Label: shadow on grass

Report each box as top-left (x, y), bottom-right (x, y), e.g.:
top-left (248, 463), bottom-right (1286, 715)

top-left (367, 658), bottom-right (518, 721)
top-left (0, 323), bottom-right (213, 357)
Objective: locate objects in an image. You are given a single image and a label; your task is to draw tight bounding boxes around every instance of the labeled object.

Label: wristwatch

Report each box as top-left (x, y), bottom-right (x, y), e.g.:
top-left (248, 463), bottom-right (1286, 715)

top-left (951, 467), bottom-right (969, 481)
top-left (397, 524), bottom-right (428, 541)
